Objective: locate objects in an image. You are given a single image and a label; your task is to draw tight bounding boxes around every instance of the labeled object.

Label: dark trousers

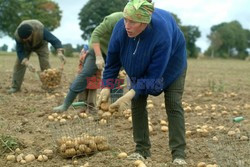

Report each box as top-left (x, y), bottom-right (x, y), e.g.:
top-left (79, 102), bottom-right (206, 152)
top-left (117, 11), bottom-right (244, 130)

top-left (131, 69), bottom-right (186, 159)
top-left (69, 51), bottom-right (97, 93)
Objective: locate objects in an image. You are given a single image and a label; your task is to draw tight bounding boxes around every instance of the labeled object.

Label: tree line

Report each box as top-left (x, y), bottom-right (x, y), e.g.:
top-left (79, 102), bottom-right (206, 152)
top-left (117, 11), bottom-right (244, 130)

top-left (0, 0), bottom-right (249, 59)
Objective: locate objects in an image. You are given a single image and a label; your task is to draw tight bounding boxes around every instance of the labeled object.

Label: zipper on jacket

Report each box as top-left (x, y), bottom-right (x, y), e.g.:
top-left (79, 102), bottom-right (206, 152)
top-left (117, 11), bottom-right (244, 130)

top-left (133, 38), bottom-right (140, 55)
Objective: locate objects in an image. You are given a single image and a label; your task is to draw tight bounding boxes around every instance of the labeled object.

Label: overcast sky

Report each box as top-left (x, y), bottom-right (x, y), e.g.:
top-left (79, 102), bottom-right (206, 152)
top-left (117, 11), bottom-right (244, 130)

top-left (1, 0), bottom-right (250, 52)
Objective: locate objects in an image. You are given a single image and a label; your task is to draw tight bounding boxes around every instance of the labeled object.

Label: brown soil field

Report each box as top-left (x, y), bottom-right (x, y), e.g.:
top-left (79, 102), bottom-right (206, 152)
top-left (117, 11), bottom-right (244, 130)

top-left (0, 53), bottom-right (249, 167)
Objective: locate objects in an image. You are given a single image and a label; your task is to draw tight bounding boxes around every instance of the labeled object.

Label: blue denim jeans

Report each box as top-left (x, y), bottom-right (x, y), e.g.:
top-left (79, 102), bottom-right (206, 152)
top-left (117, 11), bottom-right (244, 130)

top-left (69, 50), bottom-right (98, 93)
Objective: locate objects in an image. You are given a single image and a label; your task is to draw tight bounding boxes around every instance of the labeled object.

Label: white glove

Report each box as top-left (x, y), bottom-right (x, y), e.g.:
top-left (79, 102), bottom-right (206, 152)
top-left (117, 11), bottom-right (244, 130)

top-left (95, 55), bottom-right (105, 70)
top-left (109, 89), bottom-right (135, 111)
top-left (57, 49), bottom-right (66, 64)
top-left (21, 58), bottom-right (36, 72)
top-left (97, 88), bottom-right (110, 107)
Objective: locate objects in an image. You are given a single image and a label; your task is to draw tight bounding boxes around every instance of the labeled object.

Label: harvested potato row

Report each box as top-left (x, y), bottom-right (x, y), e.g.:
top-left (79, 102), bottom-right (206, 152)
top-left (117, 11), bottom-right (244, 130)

top-left (56, 134), bottom-right (109, 158)
top-left (39, 68), bottom-right (62, 90)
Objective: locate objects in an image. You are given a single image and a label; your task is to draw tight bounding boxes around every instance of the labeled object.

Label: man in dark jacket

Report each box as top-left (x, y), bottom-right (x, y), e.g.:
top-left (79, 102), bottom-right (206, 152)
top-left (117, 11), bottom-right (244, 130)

top-left (8, 19), bottom-right (65, 94)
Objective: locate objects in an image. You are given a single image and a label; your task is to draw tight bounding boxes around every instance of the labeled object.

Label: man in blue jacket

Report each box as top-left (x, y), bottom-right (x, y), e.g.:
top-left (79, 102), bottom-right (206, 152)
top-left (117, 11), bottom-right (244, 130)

top-left (98, 0), bottom-right (187, 165)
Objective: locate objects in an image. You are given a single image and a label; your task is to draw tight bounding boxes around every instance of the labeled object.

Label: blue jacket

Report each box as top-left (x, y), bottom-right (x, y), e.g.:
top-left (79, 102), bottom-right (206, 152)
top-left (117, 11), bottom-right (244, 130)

top-left (103, 8), bottom-right (187, 97)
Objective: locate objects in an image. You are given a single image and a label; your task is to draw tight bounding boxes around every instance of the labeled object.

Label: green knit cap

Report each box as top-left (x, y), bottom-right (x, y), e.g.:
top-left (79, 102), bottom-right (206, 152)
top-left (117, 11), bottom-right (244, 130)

top-left (123, 0), bottom-right (154, 24)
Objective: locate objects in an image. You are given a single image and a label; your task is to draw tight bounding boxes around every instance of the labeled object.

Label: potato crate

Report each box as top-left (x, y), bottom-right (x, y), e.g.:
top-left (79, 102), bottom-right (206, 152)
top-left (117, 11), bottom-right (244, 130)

top-left (209, 117), bottom-right (250, 167)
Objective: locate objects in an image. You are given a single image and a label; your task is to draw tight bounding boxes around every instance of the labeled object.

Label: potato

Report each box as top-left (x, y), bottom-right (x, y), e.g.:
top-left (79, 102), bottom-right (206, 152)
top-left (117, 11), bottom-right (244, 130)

top-left (65, 140), bottom-right (75, 148)
top-left (16, 153), bottom-right (24, 162)
top-left (102, 112), bottom-right (112, 119)
top-left (146, 104), bottom-right (154, 109)
top-left (138, 163), bottom-right (147, 167)
top-left (161, 126), bottom-right (168, 132)
top-left (15, 148), bottom-right (21, 154)
top-left (60, 144), bottom-right (67, 152)
top-left (100, 102), bottom-right (109, 111)
top-left (65, 148), bottom-right (76, 157)
top-left (37, 155), bottom-right (48, 162)
top-left (43, 149), bottom-right (53, 158)
top-left (161, 103), bottom-right (165, 109)
top-left (99, 119), bottom-right (107, 125)
top-left (212, 136), bottom-right (218, 141)
top-left (97, 143), bottom-right (109, 151)
top-left (89, 140), bottom-right (97, 151)
top-left (79, 112), bottom-right (88, 118)
top-left (149, 125), bottom-right (153, 133)
top-left (118, 152), bottom-right (127, 159)
top-left (6, 155), bottom-right (16, 161)
top-left (94, 136), bottom-right (106, 144)
top-left (79, 144), bottom-right (87, 152)
top-left (227, 131), bottom-right (236, 136)
top-left (85, 147), bottom-right (92, 154)
top-left (60, 118), bottom-right (67, 124)
top-left (109, 107), bottom-right (117, 113)
top-left (186, 130), bottom-right (192, 137)
top-left (73, 160), bottom-right (78, 165)
top-left (134, 160), bottom-right (144, 166)
top-left (240, 136), bottom-right (248, 141)
top-left (24, 154), bottom-right (35, 162)
top-left (20, 159), bottom-right (26, 164)
top-left (48, 115), bottom-right (54, 121)
top-left (197, 162), bottom-right (206, 167)
top-left (160, 120), bottom-right (167, 126)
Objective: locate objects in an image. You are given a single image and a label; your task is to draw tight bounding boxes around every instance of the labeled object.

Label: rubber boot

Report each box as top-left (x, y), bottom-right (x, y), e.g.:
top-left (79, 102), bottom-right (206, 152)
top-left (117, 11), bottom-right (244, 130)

top-left (53, 90), bottom-right (78, 112)
top-left (7, 88), bottom-right (20, 94)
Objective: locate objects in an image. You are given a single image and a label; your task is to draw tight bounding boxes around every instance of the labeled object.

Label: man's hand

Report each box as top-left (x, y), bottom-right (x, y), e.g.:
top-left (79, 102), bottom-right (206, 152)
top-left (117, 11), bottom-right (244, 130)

top-left (109, 89), bottom-right (135, 111)
top-left (57, 49), bottom-right (66, 64)
top-left (21, 58), bottom-right (36, 72)
top-left (95, 55), bottom-right (105, 70)
top-left (97, 88), bottom-right (110, 107)
top-left (27, 63), bottom-right (36, 72)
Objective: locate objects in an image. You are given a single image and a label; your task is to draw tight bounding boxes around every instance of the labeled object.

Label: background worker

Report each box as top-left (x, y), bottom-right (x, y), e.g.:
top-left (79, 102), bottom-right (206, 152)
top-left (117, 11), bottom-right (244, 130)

top-left (8, 19), bottom-right (65, 94)
top-left (76, 44), bottom-right (99, 112)
top-left (98, 0), bottom-right (187, 165)
top-left (53, 12), bottom-right (124, 112)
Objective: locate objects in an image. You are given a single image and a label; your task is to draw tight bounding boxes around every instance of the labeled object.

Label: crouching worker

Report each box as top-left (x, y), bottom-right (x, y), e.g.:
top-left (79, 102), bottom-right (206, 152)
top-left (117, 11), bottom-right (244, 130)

top-left (77, 45), bottom-right (101, 113)
top-left (53, 12), bottom-right (125, 112)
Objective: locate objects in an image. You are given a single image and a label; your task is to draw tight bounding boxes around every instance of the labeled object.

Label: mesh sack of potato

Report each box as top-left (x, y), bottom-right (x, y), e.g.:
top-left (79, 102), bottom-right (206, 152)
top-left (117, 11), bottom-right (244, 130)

top-left (39, 68), bottom-right (62, 90)
top-left (50, 116), bottom-right (112, 159)
top-left (56, 134), bottom-right (109, 158)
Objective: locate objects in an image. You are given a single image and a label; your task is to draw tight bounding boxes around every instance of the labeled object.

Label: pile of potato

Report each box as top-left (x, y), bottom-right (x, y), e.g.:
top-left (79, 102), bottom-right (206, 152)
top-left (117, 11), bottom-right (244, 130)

top-left (97, 102), bottom-right (119, 124)
top-left (56, 134), bottom-right (109, 158)
top-left (39, 68), bottom-right (62, 90)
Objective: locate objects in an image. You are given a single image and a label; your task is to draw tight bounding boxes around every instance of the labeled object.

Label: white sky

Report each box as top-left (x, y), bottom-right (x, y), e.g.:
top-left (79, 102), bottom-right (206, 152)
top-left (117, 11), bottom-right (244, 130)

top-left (1, 0), bottom-right (250, 52)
